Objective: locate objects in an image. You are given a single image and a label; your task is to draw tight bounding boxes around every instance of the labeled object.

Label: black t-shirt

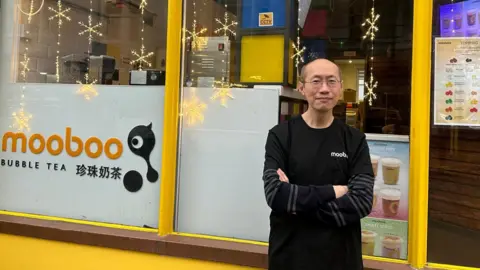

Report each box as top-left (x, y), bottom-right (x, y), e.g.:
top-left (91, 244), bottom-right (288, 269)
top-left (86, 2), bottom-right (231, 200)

top-left (262, 116), bottom-right (374, 270)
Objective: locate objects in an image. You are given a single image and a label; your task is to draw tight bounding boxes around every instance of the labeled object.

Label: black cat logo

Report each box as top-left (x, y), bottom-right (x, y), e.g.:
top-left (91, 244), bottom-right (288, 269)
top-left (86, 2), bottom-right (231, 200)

top-left (123, 123), bottom-right (159, 192)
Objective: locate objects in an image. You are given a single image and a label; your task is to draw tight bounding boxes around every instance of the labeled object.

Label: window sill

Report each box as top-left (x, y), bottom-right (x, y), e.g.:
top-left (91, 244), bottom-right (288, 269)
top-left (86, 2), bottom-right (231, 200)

top-left (0, 214), bottom-right (409, 269)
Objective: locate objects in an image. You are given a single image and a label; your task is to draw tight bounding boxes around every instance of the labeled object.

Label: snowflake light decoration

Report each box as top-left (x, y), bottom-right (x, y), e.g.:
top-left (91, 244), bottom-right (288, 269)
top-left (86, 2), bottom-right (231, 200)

top-left (184, 27), bottom-right (208, 50)
top-left (214, 11), bottom-right (237, 36)
top-left (292, 42), bottom-right (306, 68)
top-left (130, 45), bottom-right (154, 70)
top-left (362, 6), bottom-right (379, 41)
top-left (48, 0), bottom-right (71, 26)
top-left (76, 74), bottom-right (98, 100)
top-left (364, 74), bottom-right (378, 106)
top-left (182, 90), bottom-right (207, 126)
top-left (78, 15), bottom-right (103, 45)
top-left (11, 107), bottom-right (33, 132)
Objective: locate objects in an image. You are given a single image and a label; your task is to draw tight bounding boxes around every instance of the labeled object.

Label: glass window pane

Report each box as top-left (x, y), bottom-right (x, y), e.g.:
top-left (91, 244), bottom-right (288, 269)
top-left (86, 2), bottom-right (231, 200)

top-left (0, 0), bottom-right (168, 228)
top-left (175, 0), bottom-right (414, 261)
top-left (428, 0), bottom-right (480, 267)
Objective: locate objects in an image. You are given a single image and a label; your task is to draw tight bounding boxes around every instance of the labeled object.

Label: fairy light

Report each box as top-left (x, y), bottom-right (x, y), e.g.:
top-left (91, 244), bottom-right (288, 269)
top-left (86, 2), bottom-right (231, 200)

top-left (76, 76), bottom-right (98, 100)
top-left (76, 0), bottom-right (99, 100)
top-left (17, 0), bottom-right (44, 24)
top-left (11, 106), bottom-right (33, 132)
top-left (214, 4), bottom-right (237, 37)
top-left (292, 0), bottom-right (305, 69)
top-left (362, 0), bottom-right (379, 106)
top-left (49, 0), bottom-right (71, 82)
top-left (12, 1), bottom-right (41, 131)
top-left (130, 0), bottom-right (154, 70)
top-left (183, 0), bottom-right (207, 51)
top-left (210, 80), bottom-right (246, 107)
top-left (182, 89), bottom-right (207, 126)
top-left (78, 0), bottom-right (103, 45)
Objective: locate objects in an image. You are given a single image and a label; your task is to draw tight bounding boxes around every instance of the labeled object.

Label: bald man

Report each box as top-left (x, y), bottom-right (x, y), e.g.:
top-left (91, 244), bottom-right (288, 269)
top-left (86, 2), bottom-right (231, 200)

top-left (262, 58), bottom-right (374, 270)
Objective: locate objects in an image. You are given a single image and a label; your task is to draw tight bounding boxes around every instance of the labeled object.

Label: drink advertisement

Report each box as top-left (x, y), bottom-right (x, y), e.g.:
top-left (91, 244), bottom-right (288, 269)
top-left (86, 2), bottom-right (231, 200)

top-left (362, 134), bottom-right (409, 260)
top-left (434, 37), bottom-right (480, 126)
top-left (440, 0), bottom-right (480, 38)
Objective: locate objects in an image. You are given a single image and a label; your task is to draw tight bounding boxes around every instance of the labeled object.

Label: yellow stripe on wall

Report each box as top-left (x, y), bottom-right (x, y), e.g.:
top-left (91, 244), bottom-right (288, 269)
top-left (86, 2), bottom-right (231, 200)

top-left (0, 234), bottom-right (261, 270)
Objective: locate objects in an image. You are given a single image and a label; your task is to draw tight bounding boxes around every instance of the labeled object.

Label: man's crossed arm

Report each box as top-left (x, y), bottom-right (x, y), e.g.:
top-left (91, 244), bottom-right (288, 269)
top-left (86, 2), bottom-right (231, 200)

top-left (263, 130), bottom-right (374, 227)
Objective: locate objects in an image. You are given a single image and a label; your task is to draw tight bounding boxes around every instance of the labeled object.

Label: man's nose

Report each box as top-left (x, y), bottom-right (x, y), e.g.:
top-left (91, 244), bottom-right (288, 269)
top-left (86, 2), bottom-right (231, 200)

top-left (318, 83), bottom-right (330, 94)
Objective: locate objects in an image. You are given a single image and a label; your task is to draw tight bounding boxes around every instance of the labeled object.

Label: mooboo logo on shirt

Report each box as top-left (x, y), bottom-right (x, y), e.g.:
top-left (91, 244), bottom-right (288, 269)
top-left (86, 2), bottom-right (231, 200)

top-left (1, 123), bottom-right (159, 193)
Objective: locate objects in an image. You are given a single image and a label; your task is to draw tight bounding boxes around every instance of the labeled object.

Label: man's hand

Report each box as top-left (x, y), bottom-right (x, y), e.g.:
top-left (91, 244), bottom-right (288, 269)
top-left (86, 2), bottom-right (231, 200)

top-left (277, 169), bottom-right (289, 183)
top-left (333, 185), bottom-right (348, 198)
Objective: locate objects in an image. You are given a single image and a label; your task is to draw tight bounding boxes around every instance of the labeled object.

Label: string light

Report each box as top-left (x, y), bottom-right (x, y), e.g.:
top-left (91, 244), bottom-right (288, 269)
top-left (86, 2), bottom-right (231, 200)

top-left (182, 89), bottom-right (207, 126)
top-left (210, 80), bottom-right (247, 107)
top-left (76, 75), bottom-right (98, 100)
top-left (214, 4), bottom-right (237, 37)
top-left (362, 0), bottom-right (379, 106)
top-left (17, 0), bottom-right (44, 24)
top-left (76, 0), bottom-right (99, 100)
top-left (362, 5), bottom-right (379, 41)
top-left (130, 0), bottom-right (154, 70)
top-left (78, 0), bottom-right (103, 45)
top-left (11, 106), bottom-right (33, 132)
top-left (49, 0), bottom-right (71, 82)
top-left (292, 0), bottom-right (305, 69)
top-left (183, 0), bottom-right (207, 51)
top-left (12, 1), bottom-right (40, 131)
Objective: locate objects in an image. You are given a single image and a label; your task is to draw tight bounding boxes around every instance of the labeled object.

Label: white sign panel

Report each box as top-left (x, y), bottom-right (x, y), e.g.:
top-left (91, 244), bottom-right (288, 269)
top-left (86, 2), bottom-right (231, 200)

top-left (0, 84), bottom-right (164, 228)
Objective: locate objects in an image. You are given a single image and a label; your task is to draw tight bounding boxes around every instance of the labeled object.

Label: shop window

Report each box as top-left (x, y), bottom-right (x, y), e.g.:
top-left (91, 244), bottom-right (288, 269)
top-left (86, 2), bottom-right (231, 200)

top-left (428, 0), bottom-right (480, 267)
top-left (0, 0), bottom-right (168, 228)
top-left (175, 0), bottom-right (414, 260)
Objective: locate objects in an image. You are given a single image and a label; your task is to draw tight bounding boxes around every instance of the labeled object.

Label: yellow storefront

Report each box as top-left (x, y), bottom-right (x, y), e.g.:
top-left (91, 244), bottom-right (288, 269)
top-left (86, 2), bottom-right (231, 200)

top-left (0, 0), bottom-right (478, 269)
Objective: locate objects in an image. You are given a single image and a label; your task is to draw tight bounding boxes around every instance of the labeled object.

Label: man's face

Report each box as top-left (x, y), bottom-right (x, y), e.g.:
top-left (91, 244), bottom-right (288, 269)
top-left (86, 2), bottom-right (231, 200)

top-left (298, 59), bottom-right (342, 113)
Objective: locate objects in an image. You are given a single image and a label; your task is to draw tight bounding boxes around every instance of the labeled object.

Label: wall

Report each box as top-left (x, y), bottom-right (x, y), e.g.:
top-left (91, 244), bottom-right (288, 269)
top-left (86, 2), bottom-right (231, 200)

top-left (0, 233), bottom-right (260, 270)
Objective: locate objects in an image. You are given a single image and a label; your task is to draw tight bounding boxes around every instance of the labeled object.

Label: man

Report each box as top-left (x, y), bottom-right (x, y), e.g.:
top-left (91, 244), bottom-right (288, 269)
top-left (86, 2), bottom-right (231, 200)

top-left (262, 58), bottom-right (374, 270)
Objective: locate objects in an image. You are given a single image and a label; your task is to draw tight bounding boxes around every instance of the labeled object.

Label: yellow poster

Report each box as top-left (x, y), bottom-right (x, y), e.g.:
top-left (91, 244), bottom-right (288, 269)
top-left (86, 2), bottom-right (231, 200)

top-left (434, 37), bottom-right (480, 126)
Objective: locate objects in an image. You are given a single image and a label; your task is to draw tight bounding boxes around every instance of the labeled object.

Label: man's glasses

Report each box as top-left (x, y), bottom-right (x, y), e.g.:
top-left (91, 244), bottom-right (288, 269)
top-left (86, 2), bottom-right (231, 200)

top-left (302, 78), bottom-right (340, 88)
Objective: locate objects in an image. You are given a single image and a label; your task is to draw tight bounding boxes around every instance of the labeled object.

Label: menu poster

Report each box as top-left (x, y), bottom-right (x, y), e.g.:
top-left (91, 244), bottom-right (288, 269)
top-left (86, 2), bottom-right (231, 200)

top-left (434, 37), bottom-right (480, 126)
top-left (361, 218), bottom-right (408, 260)
top-left (362, 135), bottom-right (409, 260)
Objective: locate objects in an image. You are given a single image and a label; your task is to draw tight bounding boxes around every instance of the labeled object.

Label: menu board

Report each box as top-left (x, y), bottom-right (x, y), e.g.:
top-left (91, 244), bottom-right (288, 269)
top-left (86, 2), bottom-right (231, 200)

top-left (361, 134), bottom-right (409, 260)
top-left (434, 37), bottom-right (480, 126)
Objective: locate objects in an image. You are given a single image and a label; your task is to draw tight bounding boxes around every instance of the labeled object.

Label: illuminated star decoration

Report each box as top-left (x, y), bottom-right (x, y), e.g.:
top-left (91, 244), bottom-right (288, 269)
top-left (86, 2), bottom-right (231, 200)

top-left (364, 74), bottom-right (378, 106)
top-left (76, 74), bottom-right (98, 100)
top-left (11, 107), bottom-right (33, 132)
top-left (214, 10), bottom-right (237, 37)
top-left (362, 6), bottom-right (379, 40)
top-left (182, 90), bottom-right (207, 126)
top-left (78, 14), bottom-right (103, 45)
top-left (291, 42), bottom-right (306, 68)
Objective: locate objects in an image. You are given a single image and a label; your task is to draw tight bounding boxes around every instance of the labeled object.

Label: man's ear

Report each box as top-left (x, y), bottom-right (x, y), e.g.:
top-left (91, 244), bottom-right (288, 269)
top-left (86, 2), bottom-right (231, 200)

top-left (297, 81), bottom-right (305, 94)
